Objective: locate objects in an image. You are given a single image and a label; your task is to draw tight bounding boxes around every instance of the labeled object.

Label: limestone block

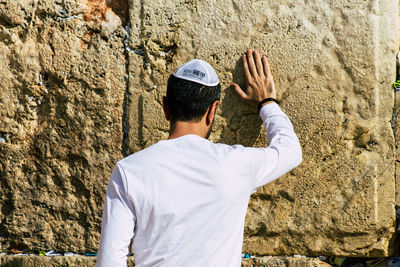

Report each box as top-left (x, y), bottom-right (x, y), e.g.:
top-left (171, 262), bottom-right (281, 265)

top-left (126, 0), bottom-right (398, 256)
top-left (0, 255), bottom-right (329, 267)
top-left (0, 255), bottom-right (98, 267)
top-left (0, 0), bottom-right (126, 252)
top-left (242, 256), bottom-right (331, 267)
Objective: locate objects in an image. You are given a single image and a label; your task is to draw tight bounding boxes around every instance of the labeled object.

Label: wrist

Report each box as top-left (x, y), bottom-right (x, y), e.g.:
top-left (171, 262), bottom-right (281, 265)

top-left (257, 98), bottom-right (280, 113)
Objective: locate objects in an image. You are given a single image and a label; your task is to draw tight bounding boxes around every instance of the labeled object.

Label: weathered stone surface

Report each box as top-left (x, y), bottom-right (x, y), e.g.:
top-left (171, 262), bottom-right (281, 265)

top-left (126, 0), bottom-right (398, 256)
top-left (0, 255), bottom-right (100, 267)
top-left (0, 0), bottom-right (126, 252)
top-left (242, 256), bottom-right (331, 267)
top-left (0, 255), bottom-right (329, 267)
top-left (0, 0), bottom-right (398, 257)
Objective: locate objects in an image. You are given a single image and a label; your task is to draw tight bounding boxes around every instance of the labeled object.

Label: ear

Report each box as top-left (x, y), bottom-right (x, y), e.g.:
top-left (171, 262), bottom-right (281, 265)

top-left (163, 96), bottom-right (170, 121)
top-left (206, 100), bottom-right (219, 125)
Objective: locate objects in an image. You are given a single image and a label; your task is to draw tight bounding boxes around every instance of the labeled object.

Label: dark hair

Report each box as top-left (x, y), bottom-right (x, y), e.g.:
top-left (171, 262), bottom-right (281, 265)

top-left (166, 75), bottom-right (221, 122)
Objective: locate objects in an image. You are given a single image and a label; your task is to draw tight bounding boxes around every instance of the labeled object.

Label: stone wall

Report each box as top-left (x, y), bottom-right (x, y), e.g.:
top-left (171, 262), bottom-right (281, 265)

top-left (0, 0), bottom-right (399, 258)
top-left (0, 255), bottom-right (329, 267)
top-left (0, 0), bottom-right (127, 252)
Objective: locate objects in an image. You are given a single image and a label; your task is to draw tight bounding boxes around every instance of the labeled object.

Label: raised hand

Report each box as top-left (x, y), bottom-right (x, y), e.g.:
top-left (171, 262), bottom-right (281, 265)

top-left (231, 49), bottom-right (277, 107)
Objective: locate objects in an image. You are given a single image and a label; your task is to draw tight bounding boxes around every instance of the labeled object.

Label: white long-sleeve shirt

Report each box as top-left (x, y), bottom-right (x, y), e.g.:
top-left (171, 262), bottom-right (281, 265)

top-left (96, 103), bottom-right (302, 267)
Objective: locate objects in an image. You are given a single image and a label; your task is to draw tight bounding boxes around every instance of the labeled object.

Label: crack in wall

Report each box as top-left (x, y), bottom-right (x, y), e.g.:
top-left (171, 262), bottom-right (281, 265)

top-left (393, 50), bottom-right (400, 235)
top-left (121, 0), bottom-right (146, 155)
top-left (130, 0), bottom-right (147, 151)
top-left (392, 84), bottom-right (399, 237)
top-left (122, 43), bottom-right (131, 156)
top-left (121, 1), bottom-right (132, 157)
top-left (137, 0), bottom-right (146, 151)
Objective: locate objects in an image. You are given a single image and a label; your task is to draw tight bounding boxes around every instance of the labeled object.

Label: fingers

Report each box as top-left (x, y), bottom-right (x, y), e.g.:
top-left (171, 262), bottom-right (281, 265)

top-left (234, 50), bottom-right (275, 106)
top-left (246, 49), bottom-right (258, 78)
top-left (230, 82), bottom-right (247, 101)
top-left (244, 50), bottom-right (267, 79)
top-left (253, 50), bottom-right (264, 77)
top-left (262, 56), bottom-right (271, 77)
top-left (242, 54), bottom-right (251, 81)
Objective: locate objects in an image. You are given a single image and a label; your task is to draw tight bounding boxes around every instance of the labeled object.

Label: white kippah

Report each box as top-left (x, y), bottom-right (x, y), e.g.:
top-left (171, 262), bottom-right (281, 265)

top-left (172, 59), bottom-right (220, 86)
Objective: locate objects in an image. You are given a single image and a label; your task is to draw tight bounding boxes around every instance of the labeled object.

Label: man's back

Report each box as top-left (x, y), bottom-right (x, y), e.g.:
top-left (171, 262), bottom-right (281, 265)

top-left (97, 51), bottom-right (302, 266)
top-left (97, 103), bottom-right (301, 267)
top-left (119, 134), bottom-right (254, 266)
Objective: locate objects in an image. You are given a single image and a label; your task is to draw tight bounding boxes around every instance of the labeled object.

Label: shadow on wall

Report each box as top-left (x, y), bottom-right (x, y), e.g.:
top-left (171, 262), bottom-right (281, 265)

top-left (105, 0), bottom-right (129, 26)
top-left (219, 58), bottom-right (263, 147)
top-left (84, 0), bottom-right (129, 26)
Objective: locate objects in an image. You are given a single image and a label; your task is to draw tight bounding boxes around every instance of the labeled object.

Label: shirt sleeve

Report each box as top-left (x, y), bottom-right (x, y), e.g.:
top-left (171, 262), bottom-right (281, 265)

top-left (96, 164), bottom-right (136, 267)
top-left (249, 103), bottom-right (302, 191)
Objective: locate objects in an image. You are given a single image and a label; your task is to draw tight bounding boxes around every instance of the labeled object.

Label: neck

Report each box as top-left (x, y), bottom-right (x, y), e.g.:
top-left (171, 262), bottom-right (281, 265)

top-left (168, 120), bottom-right (208, 139)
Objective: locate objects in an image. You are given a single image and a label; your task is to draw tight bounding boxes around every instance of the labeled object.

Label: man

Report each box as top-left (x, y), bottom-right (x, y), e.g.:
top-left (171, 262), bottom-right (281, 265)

top-left (96, 49), bottom-right (302, 267)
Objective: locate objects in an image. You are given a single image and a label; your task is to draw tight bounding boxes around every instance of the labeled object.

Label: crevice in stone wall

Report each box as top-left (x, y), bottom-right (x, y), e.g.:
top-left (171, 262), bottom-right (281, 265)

top-left (137, 95), bottom-right (144, 149)
top-left (133, 0), bottom-right (146, 151)
top-left (105, 0), bottom-right (129, 26)
top-left (394, 52), bottom-right (399, 171)
top-left (121, 0), bottom-right (131, 157)
top-left (122, 25), bottom-right (131, 156)
top-left (84, 0), bottom-right (129, 26)
top-left (139, 0), bottom-right (145, 40)
top-left (394, 51), bottom-right (399, 237)
top-left (121, 0), bottom-right (146, 155)
top-left (392, 49), bottom-right (400, 256)
top-left (135, 0), bottom-right (145, 152)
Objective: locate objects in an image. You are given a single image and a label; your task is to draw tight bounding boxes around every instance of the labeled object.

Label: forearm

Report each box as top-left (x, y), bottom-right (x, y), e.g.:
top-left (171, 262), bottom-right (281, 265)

top-left (260, 103), bottom-right (302, 176)
top-left (231, 49), bottom-right (302, 189)
top-left (96, 166), bottom-right (136, 267)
